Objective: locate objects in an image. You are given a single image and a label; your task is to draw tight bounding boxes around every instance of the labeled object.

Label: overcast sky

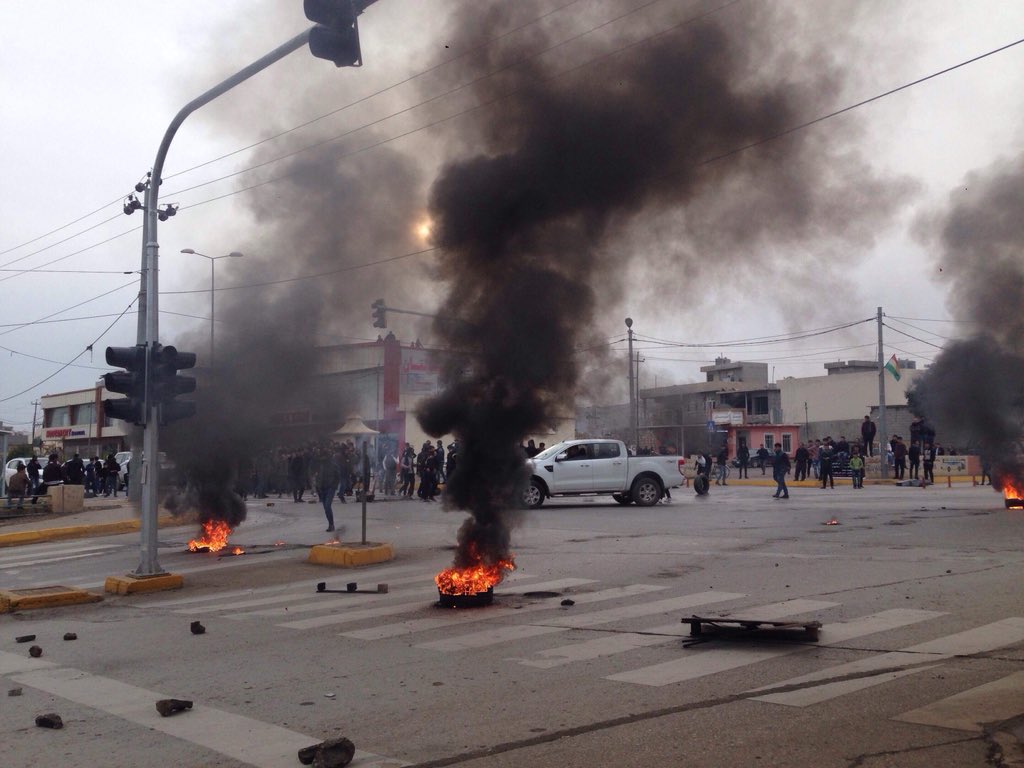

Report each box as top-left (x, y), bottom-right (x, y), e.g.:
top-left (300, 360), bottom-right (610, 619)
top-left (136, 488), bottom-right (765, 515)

top-left (2, 0), bottom-right (1023, 434)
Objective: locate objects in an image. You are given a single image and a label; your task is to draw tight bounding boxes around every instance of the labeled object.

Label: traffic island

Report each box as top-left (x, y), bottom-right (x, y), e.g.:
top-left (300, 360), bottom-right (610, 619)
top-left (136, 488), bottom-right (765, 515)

top-left (0, 585), bottom-right (103, 613)
top-left (104, 572), bottom-right (184, 595)
top-left (307, 541), bottom-right (394, 568)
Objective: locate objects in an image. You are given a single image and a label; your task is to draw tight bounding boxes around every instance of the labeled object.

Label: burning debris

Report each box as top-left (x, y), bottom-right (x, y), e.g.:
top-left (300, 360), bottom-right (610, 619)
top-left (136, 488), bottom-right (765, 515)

top-left (434, 547), bottom-right (514, 606)
top-left (187, 519), bottom-right (234, 553)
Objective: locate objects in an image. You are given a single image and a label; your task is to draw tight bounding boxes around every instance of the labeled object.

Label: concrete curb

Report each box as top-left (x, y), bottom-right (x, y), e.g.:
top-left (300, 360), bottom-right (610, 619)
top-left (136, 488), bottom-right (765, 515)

top-left (104, 572), bottom-right (184, 595)
top-left (0, 514), bottom-right (182, 549)
top-left (308, 542), bottom-right (394, 567)
top-left (0, 585), bottom-right (103, 613)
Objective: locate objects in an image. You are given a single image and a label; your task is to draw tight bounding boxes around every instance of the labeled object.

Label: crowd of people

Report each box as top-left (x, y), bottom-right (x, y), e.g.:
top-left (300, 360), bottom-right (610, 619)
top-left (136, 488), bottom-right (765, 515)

top-left (5, 452), bottom-right (122, 509)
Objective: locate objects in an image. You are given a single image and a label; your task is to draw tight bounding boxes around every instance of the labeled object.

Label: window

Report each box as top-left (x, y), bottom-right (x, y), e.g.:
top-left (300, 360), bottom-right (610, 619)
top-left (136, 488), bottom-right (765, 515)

top-left (73, 403), bottom-right (95, 425)
top-left (596, 442), bottom-right (621, 459)
top-left (47, 407), bottom-right (70, 427)
top-left (763, 433), bottom-right (774, 450)
top-left (752, 396), bottom-right (769, 416)
top-left (782, 434), bottom-right (792, 453)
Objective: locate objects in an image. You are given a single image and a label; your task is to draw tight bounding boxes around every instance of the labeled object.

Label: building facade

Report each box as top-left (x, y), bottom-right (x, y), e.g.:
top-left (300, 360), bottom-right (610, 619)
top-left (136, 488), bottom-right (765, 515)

top-left (40, 384), bottom-right (129, 458)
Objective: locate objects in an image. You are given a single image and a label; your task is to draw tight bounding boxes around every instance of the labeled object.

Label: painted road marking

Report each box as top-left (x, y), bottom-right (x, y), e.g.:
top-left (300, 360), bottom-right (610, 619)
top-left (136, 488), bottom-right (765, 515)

top-left (606, 608), bottom-right (945, 687)
top-left (415, 591), bottom-right (746, 652)
top-left (11, 663), bottom-right (406, 768)
top-left (518, 599), bottom-right (839, 669)
top-left (751, 617), bottom-right (1024, 707)
top-left (895, 671), bottom-right (1024, 732)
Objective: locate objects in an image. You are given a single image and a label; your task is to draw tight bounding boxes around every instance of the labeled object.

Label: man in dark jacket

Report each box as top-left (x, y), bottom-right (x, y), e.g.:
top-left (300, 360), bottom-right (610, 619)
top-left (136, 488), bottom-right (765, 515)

top-left (772, 443), bottom-right (790, 499)
top-left (861, 416), bottom-right (877, 456)
top-left (27, 456), bottom-right (42, 496)
top-left (64, 453), bottom-right (86, 485)
top-left (736, 442), bottom-right (750, 479)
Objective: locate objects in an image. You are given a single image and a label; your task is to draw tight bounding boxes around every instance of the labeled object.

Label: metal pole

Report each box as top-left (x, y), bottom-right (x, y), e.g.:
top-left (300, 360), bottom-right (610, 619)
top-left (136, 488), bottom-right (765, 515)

top-left (626, 318), bottom-right (635, 452)
top-left (134, 28), bottom-right (313, 577)
top-left (31, 400), bottom-right (39, 446)
top-left (877, 306), bottom-right (888, 480)
top-left (361, 442), bottom-right (368, 544)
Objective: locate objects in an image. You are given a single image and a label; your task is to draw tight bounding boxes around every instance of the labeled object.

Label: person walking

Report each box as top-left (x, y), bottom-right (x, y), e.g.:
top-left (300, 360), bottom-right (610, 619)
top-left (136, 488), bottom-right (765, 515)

top-left (772, 443), bottom-right (790, 499)
top-left (848, 447), bottom-right (865, 489)
top-left (755, 445), bottom-right (770, 476)
top-left (313, 449), bottom-right (342, 532)
top-left (736, 441), bottom-right (750, 479)
top-left (715, 445), bottom-right (729, 486)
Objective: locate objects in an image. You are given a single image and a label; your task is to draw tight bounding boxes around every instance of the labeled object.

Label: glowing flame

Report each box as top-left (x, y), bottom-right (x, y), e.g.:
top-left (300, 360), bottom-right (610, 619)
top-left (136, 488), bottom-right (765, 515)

top-left (414, 216), bottom-right (433, 244)
top-left (825, 517), bottom-right (840, 526)
top-left (187, 520), bottom-right (233, 552)
top-left (230, 546), bottom-right (245, 556)
top-left (1002, 481), bottom-right (1024, 501)
top-left (435, 555), bottom-right (515, 595)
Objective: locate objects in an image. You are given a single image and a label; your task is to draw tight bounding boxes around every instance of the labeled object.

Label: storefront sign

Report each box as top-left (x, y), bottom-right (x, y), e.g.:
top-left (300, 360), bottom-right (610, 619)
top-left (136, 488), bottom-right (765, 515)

top-left (44, 428), bottom-right (87, 439)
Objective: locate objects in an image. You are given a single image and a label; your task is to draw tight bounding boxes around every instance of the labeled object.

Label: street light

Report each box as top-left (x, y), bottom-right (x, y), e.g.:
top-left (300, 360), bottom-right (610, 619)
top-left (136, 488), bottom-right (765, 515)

top-left (179, 249), bottom-right (244, 369)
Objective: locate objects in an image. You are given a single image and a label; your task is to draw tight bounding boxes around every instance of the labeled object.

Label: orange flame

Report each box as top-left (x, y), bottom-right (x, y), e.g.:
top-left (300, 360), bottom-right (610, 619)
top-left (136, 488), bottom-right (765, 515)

top-left (230, 546), bottom-right (245, 555)
top-left (435, 555), bottom-right (515, 595)
top-left (1002, 481), bottom-right (1024, 501)
top-left (187, 520), bottom-right (233, 552)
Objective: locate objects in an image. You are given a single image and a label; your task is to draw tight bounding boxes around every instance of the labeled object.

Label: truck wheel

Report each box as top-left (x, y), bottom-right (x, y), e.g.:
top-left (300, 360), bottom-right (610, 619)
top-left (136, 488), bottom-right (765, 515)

top-left (694, 475), bottom-right (710, 495)
top-left (631, 476), bottom-right (662, 506)
top-left (612, 493), bottom-right (632, 506)
top-left (522, 479), bottom-right (545, 509)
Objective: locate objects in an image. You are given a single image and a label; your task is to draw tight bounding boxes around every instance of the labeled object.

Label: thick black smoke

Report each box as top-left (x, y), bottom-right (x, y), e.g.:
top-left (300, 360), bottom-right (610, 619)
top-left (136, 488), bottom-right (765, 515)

top-left (911, 155), bottom-right (1024, 489)
top-left (418, 1), bottom-right (909, 568)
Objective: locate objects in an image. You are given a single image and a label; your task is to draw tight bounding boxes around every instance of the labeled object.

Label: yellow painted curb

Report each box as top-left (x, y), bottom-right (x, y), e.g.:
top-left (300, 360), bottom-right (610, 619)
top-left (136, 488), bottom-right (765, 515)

top-left (0, 585), bottom-right (103, 613)
top-left (104, 572), bottom-right (185, 595)
top-left (307, 542), bottom-right (394, 567)
top-left (0, 514), bottom-right (182, 548)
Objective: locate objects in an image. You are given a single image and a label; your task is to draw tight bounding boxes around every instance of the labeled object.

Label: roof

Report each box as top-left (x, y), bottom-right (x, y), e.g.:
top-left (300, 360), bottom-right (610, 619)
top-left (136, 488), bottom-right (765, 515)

top-left (640, 381), bottom-right (778, 398)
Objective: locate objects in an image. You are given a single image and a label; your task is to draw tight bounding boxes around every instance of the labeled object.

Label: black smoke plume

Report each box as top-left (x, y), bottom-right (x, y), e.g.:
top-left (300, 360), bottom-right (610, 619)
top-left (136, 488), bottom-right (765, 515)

top-left (911, 155), bottom-right (1024, 490)
top-left (418, 1), bottom-right (909, 569)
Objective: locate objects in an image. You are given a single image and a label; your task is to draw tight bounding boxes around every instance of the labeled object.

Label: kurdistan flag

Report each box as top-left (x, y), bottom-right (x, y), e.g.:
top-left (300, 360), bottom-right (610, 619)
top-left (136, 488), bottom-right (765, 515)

top-left (884, 354), bottom-right (901, 381)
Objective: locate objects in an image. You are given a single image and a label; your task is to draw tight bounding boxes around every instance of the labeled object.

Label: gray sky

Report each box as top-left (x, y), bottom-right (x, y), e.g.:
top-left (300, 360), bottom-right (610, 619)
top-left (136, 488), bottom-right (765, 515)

top-left (2, 0), bottom-right (1023, 433)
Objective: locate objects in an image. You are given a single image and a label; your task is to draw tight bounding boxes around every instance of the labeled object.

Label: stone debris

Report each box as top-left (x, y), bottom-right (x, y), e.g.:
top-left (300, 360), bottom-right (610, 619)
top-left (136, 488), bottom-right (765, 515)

top-left (63, 632), bottom-right (78, 641)
top-left (297, 737), bottom-right (355, 767)
top-left (155, 698), bottom-right (193, 717)
top-left (561, 599), bottom-right (575, 607)
top-left (8, 687), bottom-right (23, 697)
top-left (190, 621), bottom-right (206, 635)
top-left (28, 645), bottom-right (42, 658)
top-left (15, 634), bottom-right (36, 643)
top-left (35, 713), bottom-right (63, 729)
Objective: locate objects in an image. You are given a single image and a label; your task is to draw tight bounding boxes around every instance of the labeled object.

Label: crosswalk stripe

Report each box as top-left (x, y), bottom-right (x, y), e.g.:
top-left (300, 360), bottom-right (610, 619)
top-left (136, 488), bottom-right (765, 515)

top-left (0, 542), bottom-right (121, 566)
top-left (11, 663), bottom-right (407, 768)
top-left (281, 577), bottom-right (597, 631)
top-left (518, 599), bottom-right (839, 669)
top-left (337, 581), bottom-right (614, 638)
top-left (0, 540), bottom-right (122, 557)
top-left (750, 616), bottom-right (1024, 707)
top-left (894, 671), bottom-right (1024, 732)
top-left (415, 591), bottom-right (746, 652)
top-left (605, 608), bottom-right (945, 687)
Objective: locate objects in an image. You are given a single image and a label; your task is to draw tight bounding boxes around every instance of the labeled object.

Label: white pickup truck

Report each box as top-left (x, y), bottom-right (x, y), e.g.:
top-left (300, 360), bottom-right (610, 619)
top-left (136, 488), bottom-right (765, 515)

top-left (522, 439), bottom-right (686, 508)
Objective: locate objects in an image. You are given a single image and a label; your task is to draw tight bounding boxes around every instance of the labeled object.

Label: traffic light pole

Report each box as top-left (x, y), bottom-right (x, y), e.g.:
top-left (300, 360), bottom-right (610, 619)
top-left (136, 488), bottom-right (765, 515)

top-left (133, 28), bottom-right (313, 577)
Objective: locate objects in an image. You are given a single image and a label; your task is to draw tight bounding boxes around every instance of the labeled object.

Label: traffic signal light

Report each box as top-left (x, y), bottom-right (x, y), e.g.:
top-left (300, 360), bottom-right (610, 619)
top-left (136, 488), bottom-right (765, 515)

top-left (304, 0), bottom-right (362, 67)
top-left (372, 298), bottom-right (386, 328)
top-left (150, 344), bottom-right (197, 425)
top-left (103, 345), bottom-right (148, 425)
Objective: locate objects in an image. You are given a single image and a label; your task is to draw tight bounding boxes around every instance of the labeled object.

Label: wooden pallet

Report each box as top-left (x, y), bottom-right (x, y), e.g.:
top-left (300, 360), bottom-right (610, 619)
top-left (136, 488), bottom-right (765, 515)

top-left (684, 616), bottom-right (821, 641)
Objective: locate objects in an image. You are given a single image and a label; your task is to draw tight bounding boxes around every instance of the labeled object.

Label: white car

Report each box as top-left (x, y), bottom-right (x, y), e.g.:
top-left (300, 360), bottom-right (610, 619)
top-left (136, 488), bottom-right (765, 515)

top-left (4, 456), bottom-right (48, 486)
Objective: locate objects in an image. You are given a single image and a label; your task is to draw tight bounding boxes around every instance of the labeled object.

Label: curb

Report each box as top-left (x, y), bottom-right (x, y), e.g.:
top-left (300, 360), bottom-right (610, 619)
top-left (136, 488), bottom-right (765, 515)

top-left (308, 542), bottom-right (394, 567)
top-left (104, 572), bottom-right (184, 595)
top-left (0, 514), bottom-right (183, 549)
top-left (0, 585), bottom-right (103, 613)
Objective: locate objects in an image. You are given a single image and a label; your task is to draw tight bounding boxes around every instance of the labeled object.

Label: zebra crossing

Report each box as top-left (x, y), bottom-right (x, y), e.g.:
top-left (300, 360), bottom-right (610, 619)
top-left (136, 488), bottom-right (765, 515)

top-left (0, 539), bottom-right (124, 574)
top-left (138, 562), bottom-right (1024, 728)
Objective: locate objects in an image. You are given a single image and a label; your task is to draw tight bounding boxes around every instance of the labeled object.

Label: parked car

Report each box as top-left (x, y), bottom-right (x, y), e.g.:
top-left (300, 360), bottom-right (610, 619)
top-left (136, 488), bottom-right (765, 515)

top-left (732, 450), bottom-right (773, 470)
top-left (4, 456), bottom-right (48, 486)
top-left (523, 439), bottom-right (685, 508)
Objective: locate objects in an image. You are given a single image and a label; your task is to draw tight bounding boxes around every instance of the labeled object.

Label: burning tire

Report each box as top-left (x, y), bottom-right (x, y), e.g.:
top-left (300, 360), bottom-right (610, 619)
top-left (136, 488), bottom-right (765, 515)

top-left (522, 478), bottom-right (546, 509)
top-left (693, 475), bottom-right (710, 495)
top-left (631, 475), bottom-right (663, 506)
top-left (612, 493), bottom-right (632, 505)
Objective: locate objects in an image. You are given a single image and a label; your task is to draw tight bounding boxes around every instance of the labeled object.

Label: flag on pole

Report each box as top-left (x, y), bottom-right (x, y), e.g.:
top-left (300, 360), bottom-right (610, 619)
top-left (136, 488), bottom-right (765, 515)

top-left (884, 354), bottom-right (901, 382)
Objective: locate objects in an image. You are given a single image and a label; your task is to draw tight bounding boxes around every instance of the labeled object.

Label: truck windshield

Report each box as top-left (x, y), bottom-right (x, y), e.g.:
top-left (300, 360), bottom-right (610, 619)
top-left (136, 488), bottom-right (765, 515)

top-left (533, 442), bottom-right (568, 461)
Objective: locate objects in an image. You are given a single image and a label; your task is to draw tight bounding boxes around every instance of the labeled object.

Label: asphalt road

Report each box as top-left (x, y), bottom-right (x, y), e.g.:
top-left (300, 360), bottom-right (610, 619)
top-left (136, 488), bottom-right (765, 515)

top-left (2, 483), bottom-right (1023, 768)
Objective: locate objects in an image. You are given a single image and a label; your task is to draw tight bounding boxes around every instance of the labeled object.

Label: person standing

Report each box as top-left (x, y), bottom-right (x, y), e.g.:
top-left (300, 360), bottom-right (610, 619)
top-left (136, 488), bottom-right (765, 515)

top-left (715, 445), bottom-right (729, 486)
top-left (908, 440), bottom-right (921, 480)
top-left (736, 441), bottom-right (750, 479)
top-left (26, 456), bottom-right (42, 497)
top-left (314, 449), bottom-right (342, 532)
top-left (772, 443), bottom-right (790, 499)
top-left (399, 443), bottom-right (415, 497)
top-left (819, 440), bottom-right (835, 489)
top-left (102, 453), bottom-right (120, 497)
top-left (893, 436), bottom-right (907, 480)
top-left (794, 442), bottom-right (810, 481)
top-left (848, 447), bottom-right (865, 489)
top-left (382, 448), bottom-right (398, 496)
top-left (923, 442), bottom-right (937, 484)
top-left (6, 462), bottom-right (30, 509)
top-left (288, 452), bottom-right (306, 503)
top-left (64, 453), bottom-right (85, 485)
top-left (861, 415), bottom-right (877, 457)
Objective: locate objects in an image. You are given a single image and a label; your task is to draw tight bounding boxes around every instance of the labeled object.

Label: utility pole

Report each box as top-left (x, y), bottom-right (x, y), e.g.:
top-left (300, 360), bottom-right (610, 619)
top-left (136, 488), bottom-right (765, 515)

top-left (877, 306), bottom-right (888, 479)
top-left (626, 318), bottom-right (636, 452)
top-left (30, 400), bottom-right (39, 447)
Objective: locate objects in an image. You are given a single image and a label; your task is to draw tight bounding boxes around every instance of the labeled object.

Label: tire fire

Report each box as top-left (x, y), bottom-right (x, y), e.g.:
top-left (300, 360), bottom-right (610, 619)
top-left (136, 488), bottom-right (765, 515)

top-left (187, 519), bottom-right (235, 553)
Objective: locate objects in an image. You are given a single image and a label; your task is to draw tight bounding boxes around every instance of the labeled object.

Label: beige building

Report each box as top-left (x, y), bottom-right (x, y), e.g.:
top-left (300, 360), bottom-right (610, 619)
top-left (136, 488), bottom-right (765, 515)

top-left (39, 383), bottom-right (129, 458)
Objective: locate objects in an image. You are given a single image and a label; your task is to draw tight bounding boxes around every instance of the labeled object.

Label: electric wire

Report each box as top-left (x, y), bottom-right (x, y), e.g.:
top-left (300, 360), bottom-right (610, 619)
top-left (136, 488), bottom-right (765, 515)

top-left (882, 322), bottom-right (946, 350)
top-left (885, 315), bottom-right (956, 342)
top-left (0, 280), bottom-right (138, 339)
